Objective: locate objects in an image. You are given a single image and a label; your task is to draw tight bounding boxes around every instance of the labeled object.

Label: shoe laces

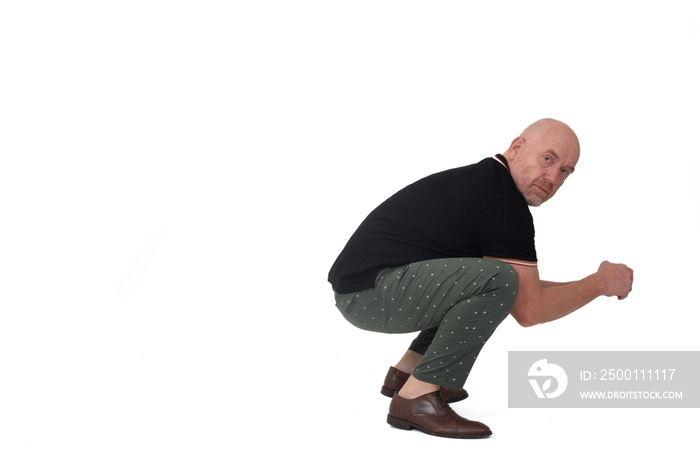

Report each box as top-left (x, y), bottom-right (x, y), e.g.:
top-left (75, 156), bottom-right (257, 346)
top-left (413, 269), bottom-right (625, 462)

top-left (434, 391), bottom-right (449, 409)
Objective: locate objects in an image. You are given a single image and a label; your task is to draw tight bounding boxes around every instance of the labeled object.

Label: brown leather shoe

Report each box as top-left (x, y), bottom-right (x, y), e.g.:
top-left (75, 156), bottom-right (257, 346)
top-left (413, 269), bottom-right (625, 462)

top-left (381, 366), bottom-right (468, 403)
top-left (387, 391), bottom-right (492, 439)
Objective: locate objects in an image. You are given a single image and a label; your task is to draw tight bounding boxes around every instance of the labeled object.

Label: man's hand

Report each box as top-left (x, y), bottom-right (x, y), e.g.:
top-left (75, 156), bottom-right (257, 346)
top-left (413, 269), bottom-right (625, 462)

top-left (596, 260), bottom-right (634, 300)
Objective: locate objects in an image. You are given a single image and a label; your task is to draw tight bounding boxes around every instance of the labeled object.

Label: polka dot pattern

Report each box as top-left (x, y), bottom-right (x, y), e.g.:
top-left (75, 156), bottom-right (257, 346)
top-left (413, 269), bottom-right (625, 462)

top-left (334, 258), bottom-right (518, 390)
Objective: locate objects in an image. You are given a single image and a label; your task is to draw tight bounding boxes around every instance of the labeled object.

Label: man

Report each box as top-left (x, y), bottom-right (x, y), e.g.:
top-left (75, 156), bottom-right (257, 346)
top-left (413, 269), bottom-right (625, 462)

top-left (328, 119), bottom-right (633, 439)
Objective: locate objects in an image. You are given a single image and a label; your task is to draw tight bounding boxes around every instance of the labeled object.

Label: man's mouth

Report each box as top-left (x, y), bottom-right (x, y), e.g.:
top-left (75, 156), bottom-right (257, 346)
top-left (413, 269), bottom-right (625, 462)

top-left (533, 185), bottom-right (549, 197)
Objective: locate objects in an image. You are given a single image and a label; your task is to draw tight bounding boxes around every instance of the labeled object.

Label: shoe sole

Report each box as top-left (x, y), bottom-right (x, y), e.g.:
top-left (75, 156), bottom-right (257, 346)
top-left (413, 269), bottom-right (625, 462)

top-left (381, 386), bottom-right (468, 403)
top-left (386, 414), bottom-right (492, 439)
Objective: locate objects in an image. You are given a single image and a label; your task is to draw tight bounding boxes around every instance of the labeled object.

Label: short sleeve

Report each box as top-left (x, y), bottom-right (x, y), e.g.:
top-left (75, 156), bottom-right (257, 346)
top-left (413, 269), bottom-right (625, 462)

top-left (473, 195), bottom-right (537, 266)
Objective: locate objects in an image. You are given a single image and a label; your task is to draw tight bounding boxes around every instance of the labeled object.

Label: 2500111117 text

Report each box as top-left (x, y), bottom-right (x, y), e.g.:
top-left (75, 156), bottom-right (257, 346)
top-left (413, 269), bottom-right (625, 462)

top-left (580, 369), bottom-right (676, 382)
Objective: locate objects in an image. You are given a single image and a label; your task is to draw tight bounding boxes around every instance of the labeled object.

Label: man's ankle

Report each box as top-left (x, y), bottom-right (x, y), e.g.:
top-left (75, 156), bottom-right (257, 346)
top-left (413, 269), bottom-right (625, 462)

top-left (397, 375), bottom-right (439, 400)
top-left (394, 350), bottom-right (424, 374)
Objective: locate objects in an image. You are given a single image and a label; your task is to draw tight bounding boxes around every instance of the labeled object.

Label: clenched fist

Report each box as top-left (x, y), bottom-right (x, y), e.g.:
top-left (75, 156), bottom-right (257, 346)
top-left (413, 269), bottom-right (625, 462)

top-left (597, 260), bottom-right (634, 300)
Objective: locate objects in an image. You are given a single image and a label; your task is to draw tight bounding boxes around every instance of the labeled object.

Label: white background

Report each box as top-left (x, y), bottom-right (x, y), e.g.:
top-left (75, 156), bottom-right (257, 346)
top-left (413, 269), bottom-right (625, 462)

top-left (1, 1), bottom-right (698, 464)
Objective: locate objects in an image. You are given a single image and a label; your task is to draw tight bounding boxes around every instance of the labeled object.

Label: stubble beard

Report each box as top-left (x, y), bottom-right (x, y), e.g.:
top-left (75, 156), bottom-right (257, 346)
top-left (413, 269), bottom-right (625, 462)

top-left (520, 185), bottom-right (547, 207)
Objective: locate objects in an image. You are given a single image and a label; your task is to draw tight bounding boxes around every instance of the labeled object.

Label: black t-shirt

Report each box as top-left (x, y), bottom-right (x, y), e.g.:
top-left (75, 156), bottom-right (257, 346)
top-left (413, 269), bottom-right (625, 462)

top-left (328, 155), bottom-right (538, 294)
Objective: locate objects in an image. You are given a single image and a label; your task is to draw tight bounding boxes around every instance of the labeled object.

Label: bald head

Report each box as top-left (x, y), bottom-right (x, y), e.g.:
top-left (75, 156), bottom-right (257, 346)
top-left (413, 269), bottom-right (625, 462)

top-left (503, 119), bottom-right (580, 206)
top-left (519, 118), bottom-right (580, 158)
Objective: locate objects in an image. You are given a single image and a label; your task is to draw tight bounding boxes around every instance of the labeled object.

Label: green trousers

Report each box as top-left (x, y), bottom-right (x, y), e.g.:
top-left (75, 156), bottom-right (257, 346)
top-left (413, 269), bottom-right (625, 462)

top-left (334, 258), bottom-right (518, 390)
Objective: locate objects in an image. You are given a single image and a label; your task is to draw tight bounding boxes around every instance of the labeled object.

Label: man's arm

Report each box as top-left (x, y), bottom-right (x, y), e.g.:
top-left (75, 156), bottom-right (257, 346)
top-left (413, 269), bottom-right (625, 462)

top-left (540, 280), bottom-right (574, 289)
top-left (508, 261), bottom-right (634, 327)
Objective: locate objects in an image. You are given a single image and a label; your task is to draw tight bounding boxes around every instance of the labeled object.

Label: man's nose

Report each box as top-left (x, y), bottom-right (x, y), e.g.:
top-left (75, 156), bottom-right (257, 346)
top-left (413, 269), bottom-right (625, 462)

top-left (542, 168), bottom-right (556, 184)
top-left (540, 172), bottom-right (560, 194)
top-left (544, 166), bottom-right (565, 184)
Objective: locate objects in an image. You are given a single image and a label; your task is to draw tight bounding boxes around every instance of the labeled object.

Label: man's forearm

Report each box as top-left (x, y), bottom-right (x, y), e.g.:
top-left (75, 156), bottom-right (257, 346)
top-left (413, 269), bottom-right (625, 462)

top-left (540, 280), bottom-right (574, 289)
top-left (510, 261), bottom-right (634, 327)
top-left (533, 274), bottom-right (605, 324)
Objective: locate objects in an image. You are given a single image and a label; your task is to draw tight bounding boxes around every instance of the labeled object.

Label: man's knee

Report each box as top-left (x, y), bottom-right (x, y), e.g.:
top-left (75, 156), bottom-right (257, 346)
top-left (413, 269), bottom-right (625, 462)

top-left (481, 259), bottom-right (519, 312)
top-left (483, 259), bottom-right (518, 287)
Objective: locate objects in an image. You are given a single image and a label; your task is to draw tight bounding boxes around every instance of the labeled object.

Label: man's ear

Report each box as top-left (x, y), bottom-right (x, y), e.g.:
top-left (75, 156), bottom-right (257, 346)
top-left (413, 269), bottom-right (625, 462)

top-left (508, 136), bottom-right (525, 159)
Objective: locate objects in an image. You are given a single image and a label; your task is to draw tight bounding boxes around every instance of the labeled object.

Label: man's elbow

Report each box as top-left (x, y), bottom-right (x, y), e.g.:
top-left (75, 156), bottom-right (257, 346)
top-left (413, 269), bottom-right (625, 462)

top-left (510, 307), bottom-right (541, 327)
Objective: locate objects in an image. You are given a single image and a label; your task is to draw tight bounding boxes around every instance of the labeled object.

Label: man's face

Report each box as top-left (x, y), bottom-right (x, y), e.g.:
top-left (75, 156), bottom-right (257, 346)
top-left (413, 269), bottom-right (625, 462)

top-left (508, 129), bottom-right (579, 207)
